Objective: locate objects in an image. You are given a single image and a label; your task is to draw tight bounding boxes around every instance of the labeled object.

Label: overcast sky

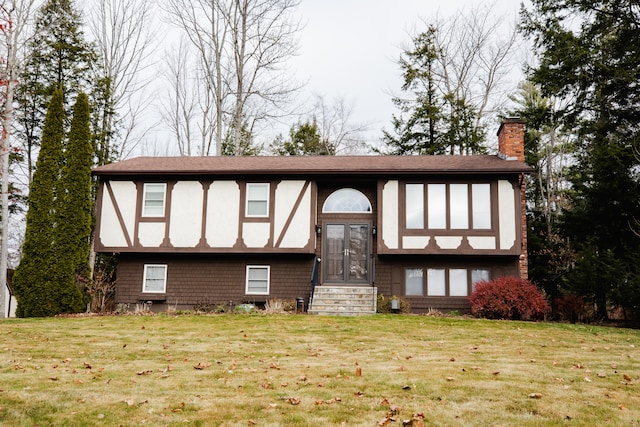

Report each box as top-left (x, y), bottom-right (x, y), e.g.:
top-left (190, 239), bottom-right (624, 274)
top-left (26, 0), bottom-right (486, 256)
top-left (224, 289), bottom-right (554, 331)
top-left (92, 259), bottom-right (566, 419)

top-left (289, 0), bottom-right (527, 146)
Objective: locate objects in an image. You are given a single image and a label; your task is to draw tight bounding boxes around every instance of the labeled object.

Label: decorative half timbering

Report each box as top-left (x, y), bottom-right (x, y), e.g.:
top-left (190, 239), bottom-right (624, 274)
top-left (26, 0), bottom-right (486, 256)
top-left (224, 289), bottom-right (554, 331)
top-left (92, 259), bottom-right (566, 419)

top-left (378, 179), bottom-right (522, 255)
top-left (96, 179), bottom-right (316, 253)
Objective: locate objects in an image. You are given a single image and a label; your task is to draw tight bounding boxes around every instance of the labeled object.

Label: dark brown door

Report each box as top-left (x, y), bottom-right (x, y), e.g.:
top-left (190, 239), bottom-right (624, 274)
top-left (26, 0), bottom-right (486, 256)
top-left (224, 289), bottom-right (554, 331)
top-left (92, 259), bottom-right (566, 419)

top-left (324, 223), bottom-right (369, 284)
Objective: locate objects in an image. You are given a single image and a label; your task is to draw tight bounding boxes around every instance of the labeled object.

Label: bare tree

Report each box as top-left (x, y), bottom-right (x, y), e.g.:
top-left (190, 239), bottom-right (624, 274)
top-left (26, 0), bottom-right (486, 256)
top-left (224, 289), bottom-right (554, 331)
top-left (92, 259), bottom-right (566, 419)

top-left (162, 0), bottom-right (302, 156)
top-left (311, 94), bottom-right (370, 154)
top-left (159, 37), bottom-right (214, 156)
top-left (86, 0), bottom-right (158, 163)
top-left (426, 3), bottom-right (519, 130)
top-left (0, 0), bottom-right (37, 317)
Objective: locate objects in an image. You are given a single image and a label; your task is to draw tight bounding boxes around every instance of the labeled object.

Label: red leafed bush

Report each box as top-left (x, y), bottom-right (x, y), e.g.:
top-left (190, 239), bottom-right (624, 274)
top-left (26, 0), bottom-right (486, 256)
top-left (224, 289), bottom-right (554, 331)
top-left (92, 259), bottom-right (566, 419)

top-left (468, 277), bottom-right (549, 320)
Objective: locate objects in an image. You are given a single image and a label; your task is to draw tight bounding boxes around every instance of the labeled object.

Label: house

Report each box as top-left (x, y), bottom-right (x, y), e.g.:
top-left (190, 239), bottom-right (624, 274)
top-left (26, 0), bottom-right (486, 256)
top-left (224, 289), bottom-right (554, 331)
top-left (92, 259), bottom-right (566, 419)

top-left (92, 118), bottom-right (529, 314)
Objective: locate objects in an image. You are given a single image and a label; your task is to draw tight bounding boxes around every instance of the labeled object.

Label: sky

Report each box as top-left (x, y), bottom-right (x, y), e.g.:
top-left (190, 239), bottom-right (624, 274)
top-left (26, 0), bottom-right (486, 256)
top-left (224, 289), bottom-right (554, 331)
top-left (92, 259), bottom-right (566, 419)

top-left (288, 0), bottom-right (526, 145)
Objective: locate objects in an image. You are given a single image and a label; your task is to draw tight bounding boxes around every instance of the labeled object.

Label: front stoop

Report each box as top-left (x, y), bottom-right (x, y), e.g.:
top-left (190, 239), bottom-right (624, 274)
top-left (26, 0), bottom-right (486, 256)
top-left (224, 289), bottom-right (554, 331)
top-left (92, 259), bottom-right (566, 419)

top-left (308, 286), bottom-right (377, 316)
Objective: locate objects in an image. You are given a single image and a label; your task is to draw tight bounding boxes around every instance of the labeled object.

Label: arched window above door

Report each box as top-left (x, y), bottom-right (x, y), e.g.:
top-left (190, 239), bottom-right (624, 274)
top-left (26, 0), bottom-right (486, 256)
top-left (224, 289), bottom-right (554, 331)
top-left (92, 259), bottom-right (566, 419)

top-left (322, 188), bottom-right (372, 213)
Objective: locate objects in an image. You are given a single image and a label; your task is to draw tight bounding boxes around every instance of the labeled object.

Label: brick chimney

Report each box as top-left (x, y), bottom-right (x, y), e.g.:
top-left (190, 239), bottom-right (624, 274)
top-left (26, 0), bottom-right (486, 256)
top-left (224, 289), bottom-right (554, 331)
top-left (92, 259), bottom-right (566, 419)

top-left (497, 118), bottom-right (525, 162)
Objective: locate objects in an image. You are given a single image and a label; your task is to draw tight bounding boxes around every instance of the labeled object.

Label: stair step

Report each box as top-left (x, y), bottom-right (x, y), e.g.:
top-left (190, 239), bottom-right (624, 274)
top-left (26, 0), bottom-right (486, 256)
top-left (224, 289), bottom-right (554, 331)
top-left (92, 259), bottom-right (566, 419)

top-left (308, 286), bottom-right (377, 316)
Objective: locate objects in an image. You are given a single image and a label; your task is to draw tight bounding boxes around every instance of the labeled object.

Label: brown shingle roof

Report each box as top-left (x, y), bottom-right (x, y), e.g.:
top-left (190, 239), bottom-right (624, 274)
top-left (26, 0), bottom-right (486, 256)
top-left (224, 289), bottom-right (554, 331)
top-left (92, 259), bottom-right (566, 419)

top-left (92, 155), bottom-right (530, 177)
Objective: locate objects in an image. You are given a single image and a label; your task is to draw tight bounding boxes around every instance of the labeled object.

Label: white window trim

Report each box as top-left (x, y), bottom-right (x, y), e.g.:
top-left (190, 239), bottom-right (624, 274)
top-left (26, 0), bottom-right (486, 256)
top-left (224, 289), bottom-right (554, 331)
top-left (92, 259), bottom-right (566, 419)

top-left (246, 183), bottom-right (270, 218)
top-left (142, 264), bottom-right (167, 293)
top-left (142, 183), bottom-right (167, 217)
top-left (245, 265), bottom-right (270, 295)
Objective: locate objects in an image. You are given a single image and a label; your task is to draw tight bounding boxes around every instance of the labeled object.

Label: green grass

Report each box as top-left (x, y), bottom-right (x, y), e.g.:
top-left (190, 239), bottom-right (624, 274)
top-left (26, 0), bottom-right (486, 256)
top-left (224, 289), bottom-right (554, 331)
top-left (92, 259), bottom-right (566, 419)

top-left (0, 314), bottom-right (639, 426)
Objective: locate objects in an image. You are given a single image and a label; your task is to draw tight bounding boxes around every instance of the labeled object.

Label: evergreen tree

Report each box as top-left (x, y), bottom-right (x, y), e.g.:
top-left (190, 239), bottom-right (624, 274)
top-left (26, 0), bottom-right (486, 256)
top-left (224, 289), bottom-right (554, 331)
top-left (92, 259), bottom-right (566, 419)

top-left (57, 92), bottom-right (93, 298)
top-left (12, 89), bottom-right (65, 316)
top-left (521, 0), bottom-right (640, 320)
top-left (270, 120), bottom-right (331, 155)
top-left (16, 0), bottom-right (96, 181)
top-left (12, 89), bottom-right (88, 317)
top-left (506, 81), bottom-right (575, 313)
top-left (382, 27), bottom-right (446, 155)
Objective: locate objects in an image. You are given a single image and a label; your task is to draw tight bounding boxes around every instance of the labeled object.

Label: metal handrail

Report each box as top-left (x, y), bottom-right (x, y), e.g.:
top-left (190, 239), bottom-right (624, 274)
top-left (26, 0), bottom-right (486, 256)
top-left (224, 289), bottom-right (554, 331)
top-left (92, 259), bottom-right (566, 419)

top-left (310, 257), bottom-right (320, 297)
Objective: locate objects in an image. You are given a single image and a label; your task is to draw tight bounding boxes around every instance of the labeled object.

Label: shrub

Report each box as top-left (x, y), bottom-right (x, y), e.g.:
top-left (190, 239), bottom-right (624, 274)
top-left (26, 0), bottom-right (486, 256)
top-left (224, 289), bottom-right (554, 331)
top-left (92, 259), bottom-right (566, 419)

top-left (377, 294), bottom-right (411, 314)
top-left (468, 277), bottom-right (549, 320)
top-left (555, 294), bottom-right (591, 323)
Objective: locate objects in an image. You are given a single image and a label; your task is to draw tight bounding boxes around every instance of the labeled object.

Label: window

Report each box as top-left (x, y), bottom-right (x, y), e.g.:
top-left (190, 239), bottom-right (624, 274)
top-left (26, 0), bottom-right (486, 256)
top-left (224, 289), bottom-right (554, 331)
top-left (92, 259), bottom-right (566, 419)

top-left (449, 184), bottom-right (469, 229)
top-left (427, 268), bottom-right (446, 296)
top-left (323, 188), bottom-right (372, 213)
top-left (143, 264), bottom-right (167, 293)
top-left (246, 183), bottom-right (269, 217)
top-left (403, 267), bottom-right (491, 297)
top-left (422, 183), bottom-right (492, 230)
top-left (405, 184), bottom-right (424, 229)
top-left (449, 269), bottom-right (468, 296)
top-left (405, 268), bottom-right (424, 296)
top-left (471, 269), bottom-right (490, 291)
top-left (472, 184), bottom-right (491, 229)
top-left (143, 183), bottom-right (166, 217)
top-left (246, 266), bottom-right (270, 295)
top-left (427, 184), bottom-right (446, 229)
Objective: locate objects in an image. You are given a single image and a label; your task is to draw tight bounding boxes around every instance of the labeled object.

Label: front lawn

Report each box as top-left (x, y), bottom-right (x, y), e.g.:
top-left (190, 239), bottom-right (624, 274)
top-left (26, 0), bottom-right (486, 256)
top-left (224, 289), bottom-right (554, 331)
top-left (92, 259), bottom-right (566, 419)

top-left (1, 314), bottom-right (638, 426)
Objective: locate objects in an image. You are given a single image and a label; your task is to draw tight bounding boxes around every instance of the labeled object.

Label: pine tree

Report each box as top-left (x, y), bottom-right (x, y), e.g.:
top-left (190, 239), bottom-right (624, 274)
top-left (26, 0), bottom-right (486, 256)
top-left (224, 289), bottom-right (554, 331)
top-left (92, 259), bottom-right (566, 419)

top-left (521, 0), bottom-right (640, 319)
top-left (16, 0), bottom-right (96, 181)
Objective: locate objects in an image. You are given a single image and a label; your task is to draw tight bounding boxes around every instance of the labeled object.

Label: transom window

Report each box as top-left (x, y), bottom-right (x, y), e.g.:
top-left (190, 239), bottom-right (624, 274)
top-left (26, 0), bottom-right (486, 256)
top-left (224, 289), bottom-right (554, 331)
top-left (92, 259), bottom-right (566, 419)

top-left (323, 188), bottom-right (372, 213)
top-left (142, 183), bottom-right (166, 217)
top-left (246, 266), bottom-right (270, 295)
top-left (143, 264), bottom-right (167, 293)
top-left (246, 183), bottom-right (269, 217)
top-left (404, 267), bottom-right (490, 297)
top-left (404, 182), bottom-right (492, 230)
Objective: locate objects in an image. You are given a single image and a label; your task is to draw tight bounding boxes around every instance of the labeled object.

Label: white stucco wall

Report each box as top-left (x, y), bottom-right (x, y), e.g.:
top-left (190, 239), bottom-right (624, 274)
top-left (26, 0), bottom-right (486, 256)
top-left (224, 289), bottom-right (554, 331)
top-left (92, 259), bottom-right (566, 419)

top-left (169, 181), bottom-right (204, 247)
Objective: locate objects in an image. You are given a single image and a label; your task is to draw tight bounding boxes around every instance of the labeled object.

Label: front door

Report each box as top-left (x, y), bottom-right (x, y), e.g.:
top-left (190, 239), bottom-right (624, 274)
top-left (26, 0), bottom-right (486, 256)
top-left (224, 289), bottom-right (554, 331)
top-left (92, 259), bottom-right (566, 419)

top-left (324, 223), bottom-right (369, 284)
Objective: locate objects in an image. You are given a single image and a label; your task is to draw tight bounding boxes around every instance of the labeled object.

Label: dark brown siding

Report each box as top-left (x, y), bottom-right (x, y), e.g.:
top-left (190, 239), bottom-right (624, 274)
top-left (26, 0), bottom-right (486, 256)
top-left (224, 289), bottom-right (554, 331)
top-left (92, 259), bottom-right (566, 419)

top-left (115, 253), bottom-right (315, 311)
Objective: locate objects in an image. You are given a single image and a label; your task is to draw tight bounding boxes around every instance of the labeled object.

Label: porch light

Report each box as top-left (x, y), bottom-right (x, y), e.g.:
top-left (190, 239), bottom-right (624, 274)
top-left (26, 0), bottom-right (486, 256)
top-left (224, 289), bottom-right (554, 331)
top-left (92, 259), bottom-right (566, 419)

top-left (315, 225), bottom-right (322, 235)
top-left (372, 225), bottom-right (377, 235)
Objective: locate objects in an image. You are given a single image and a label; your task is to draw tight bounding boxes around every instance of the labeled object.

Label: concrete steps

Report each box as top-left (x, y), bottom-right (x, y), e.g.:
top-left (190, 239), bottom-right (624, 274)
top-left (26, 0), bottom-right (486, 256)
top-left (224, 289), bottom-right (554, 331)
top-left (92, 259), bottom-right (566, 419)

top-left (308, 286), bottom-right (377, 316)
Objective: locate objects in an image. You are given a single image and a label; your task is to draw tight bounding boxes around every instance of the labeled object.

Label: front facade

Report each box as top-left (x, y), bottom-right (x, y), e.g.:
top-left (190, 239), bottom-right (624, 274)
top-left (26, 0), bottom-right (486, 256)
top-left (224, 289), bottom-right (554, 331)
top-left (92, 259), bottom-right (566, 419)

top-left (93, 120), bottom-right (529, 314)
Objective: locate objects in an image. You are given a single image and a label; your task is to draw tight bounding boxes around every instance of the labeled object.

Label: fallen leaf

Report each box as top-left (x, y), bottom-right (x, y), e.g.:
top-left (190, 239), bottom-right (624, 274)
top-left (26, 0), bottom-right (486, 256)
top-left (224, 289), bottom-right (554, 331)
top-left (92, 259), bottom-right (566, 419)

top-left (270, 363), bottom-right (280, 370)
top-left (136, 370), bottom-right (153, 375)
top-left (194, 362), bottom-right (211, 370)
top-left (446, 377), bottom-right (455, 381)
top-left (623, 374), bottom-right (632, 382)
top-left (287, 397), bottom-right (301, 405)
top-left (377, 417), bottom-right (391, 426)
top-left (355, 367), bottom-right (362, 377)
top-left (84, 362), bottom-right (92, 369)
top-left (248, 420), bottom-right (257, 426)
top-left (380, 398), bottom-right (390, 406)
top-left (449, 357), bottom-right (456, 362)
top-left (529, 393), bottom-right (542, 399)
top-left (402, 385), bottom-right (411, 390)
top-left (619, 404), bottom-right (627, 411)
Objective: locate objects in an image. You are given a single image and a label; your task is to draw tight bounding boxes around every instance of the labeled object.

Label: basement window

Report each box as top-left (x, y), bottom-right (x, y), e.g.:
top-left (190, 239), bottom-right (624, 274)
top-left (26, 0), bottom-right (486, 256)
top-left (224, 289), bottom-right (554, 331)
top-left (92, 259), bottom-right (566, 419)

top-left (143, 264), bottom-right (167, 293)
top-left (246, 266), bottom-right (270, 295)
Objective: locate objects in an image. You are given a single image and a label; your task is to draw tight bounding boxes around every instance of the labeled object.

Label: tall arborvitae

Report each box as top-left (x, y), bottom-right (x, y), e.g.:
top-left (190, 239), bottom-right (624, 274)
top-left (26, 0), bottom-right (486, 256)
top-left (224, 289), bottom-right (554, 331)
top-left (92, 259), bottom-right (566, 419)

top-left (56, 92), bottom-right (93, 308)
top-left (13, 89), bottom-right (74, 316)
